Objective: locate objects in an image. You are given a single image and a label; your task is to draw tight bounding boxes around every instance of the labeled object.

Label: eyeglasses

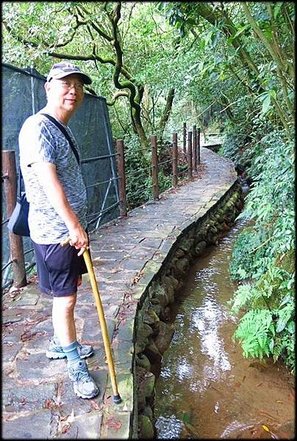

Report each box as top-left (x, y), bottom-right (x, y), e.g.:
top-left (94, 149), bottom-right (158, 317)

top-left (53, 79), bottom-right (84, 92)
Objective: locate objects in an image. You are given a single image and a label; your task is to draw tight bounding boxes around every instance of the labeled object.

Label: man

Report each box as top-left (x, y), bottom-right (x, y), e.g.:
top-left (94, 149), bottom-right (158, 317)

top-left (19, 61), bottom-right (99, 399)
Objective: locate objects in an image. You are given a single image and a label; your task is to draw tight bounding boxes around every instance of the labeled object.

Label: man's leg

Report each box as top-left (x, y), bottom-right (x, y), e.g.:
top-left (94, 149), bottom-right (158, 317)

top-left (52, 294), bottom-right (77, 347)
top-left (37, 242), bottom-right (92, 359)
top-left (51, 293), bottom-right (99, 399)
top-left (46, 292), bottom-right (93, 359)
top-left (33, 241), bottom-right (98, 398)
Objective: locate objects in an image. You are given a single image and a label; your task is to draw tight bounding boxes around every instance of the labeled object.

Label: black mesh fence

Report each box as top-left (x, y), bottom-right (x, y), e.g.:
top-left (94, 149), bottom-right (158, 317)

top-left (2, 63), bottom-right (119, 289)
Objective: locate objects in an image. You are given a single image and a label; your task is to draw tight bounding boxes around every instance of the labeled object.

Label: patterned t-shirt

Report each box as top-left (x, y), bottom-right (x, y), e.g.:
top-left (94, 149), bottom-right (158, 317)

top-left (19, 112), bottom-right (87, 244)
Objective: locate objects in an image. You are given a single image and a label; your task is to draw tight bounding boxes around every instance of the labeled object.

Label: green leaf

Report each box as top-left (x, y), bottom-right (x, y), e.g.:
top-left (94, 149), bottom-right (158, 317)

top-left (273, 3), bottom-right (283, 19)
top-left (261, 94), bottom-right (271, 115)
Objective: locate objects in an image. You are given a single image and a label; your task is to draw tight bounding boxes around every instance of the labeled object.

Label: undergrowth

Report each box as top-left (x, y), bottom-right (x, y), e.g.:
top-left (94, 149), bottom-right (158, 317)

top-left (227, 130), bottom-right (295, 373)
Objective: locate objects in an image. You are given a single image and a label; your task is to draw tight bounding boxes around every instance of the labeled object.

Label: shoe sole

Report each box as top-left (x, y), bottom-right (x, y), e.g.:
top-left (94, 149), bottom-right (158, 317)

top-left (46, 352), bottom-right (67, 359)
top-left (46, 350), bottom-right (94, 360)
top-left (73, 384), bottom-right (100, 399)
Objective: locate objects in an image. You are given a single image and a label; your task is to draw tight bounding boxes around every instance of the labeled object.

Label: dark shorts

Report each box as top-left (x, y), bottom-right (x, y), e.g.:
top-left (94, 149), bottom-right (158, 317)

top-left (32, 241), bottom-right (88, 297)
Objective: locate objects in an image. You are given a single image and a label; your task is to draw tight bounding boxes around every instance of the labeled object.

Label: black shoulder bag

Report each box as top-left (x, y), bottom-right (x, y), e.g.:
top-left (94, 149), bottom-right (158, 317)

top-left (7, 114), bottom-right (80, 237)
top-left (7, 168), bottom-right (30, 237)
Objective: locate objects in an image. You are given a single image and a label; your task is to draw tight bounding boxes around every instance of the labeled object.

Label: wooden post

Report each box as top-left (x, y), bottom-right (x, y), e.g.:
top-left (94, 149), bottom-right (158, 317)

top-left (151, 135), bottom-right (159, 200)
top-left (116, 139), bottom-right (127, 217)
top-left (2, 150), bottom-right (27, 287)
top-left (193, 125), bottom-right (197, 172)
top-left (197, 127), bottom-right (201, 164)
top-left (172, 132), bottom-right (178, 187)
top-left (183, 122), bottom-right (187, 155)
top-left (187, 131), bottom-right (193, 180)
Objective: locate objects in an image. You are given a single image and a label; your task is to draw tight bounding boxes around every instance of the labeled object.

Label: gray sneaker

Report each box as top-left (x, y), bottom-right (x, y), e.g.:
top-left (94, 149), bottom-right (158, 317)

top-left (46, 338), bottom-right (94, 360)
top-left (68, 360), bottom-right (100, 399)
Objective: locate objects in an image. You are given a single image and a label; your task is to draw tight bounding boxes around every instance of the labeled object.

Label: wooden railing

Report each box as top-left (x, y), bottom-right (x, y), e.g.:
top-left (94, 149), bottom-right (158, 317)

top-left (115, 125), bottom-right (201, 215)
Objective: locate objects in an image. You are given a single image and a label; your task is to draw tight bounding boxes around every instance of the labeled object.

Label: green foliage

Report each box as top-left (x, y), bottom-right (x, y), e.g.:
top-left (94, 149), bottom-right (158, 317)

top-left (233, 309), bottom-right (274, 358)
top-left (157, 171), bottom-right (173, 194)
top-left (123, 134), bottom-right (151, 209)
top-left (219, 94), bottom-right (276, 173)
top-left (158, 2), bottom-right (294, 134)
top-left (229, 131), bottom-right (295, 372)
top-left (229, 227), bottom-right (269, 281)
top-left (229, 283), bottom-right (257, 314)
top-left (232, 290), bottom-right (295, 372)
top-left (124, 135), bottom-right (174, 209)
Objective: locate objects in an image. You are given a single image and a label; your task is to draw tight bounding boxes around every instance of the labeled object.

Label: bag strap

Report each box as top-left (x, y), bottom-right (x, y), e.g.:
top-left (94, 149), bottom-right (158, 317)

top-left (40, 113), bottom-right (80, 164)
top-left (17, 113), bottom-right (80, 199)
top-left (18, 167), bottom-right (23, 198)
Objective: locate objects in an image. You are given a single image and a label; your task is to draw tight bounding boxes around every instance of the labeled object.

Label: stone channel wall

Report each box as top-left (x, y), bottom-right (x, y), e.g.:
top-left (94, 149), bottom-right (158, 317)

top-left (133, 182), bottom-right (244, 438)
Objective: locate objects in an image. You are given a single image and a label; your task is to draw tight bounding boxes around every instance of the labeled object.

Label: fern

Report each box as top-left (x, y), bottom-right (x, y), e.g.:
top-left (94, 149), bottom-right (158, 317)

top-left (275, 301), bottom-right (294, 333)
top-left (229, 283), bottom-right (254, 314)
top-left (233, 309), bottom-right (273, 359)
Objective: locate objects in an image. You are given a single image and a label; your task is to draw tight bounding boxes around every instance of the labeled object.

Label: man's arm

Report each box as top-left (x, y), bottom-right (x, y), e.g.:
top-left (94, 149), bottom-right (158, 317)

top-left (31, 162), bottom-right (88, 254)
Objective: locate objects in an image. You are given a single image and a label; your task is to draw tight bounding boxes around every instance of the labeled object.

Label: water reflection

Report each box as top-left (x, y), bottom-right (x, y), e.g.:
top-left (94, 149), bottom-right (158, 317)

top-left (166, 270), bottom-right (234, 394)
top-left (154, 219), bottom-right (294, 439)
top-left (156, 228), bottom-right (238, 438)
top-left (175, 356), bottom-right (193, 381)
top-left (155, 416), bottom-right (183, 439)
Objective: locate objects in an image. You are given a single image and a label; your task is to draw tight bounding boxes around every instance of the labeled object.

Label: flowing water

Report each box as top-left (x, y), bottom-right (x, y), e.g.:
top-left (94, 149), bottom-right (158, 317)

top-left (154, 220), bottom-right (295, 439)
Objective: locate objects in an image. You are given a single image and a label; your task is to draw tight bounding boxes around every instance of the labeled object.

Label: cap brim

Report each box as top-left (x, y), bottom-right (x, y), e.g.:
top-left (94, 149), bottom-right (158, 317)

top-left (50, 71), bottom-right (92, 85)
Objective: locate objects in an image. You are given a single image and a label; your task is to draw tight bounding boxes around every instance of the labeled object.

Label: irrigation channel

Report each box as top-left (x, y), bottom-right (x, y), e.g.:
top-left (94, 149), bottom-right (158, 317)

top-left (153, 219), bottom-right (295, 439)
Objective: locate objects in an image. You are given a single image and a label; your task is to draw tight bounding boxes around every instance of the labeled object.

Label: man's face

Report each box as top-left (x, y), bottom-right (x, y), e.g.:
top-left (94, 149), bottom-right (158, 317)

top-left (45, 74), bottom-right (85, 114)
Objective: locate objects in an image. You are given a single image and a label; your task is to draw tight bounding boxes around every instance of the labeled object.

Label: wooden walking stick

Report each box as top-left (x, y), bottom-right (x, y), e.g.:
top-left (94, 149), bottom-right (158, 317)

top-left (83, 248), bottom-right (122, 404)
top-left (61, 239), bottom-right (122, 404)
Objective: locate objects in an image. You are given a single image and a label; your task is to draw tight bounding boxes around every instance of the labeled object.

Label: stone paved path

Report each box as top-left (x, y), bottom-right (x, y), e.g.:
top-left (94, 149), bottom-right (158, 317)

top-left (2, 147), bottom-right (237, 439)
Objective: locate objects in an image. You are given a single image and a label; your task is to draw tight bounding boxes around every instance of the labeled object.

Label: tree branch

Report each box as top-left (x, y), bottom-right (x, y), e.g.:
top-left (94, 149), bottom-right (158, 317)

top-left (106, 90), bottom-right (129, 106)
